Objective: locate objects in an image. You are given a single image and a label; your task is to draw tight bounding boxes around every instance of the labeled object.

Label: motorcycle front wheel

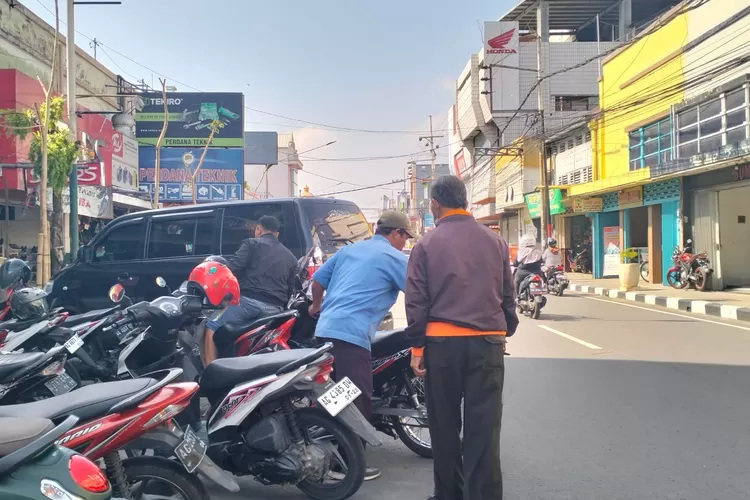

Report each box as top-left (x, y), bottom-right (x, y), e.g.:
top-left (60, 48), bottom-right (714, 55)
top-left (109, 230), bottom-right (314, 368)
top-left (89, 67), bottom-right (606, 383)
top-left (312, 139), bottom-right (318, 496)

top-left (296, 408), bottom-right (366, 500)
top-left (666, 270), bottom-right (687, 289)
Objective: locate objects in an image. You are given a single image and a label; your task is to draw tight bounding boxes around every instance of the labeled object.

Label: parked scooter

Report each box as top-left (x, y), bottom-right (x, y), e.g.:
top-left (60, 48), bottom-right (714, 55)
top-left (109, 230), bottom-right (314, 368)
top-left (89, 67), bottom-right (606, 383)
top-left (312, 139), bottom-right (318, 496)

top-left (0, 367), bottom-right (238, 499)
top-left (0, 415), bottom-right (116, 500)
top-left (566, 246), bottom-right (591, 273)
top-left (103, 277), bottom-right (377, 500)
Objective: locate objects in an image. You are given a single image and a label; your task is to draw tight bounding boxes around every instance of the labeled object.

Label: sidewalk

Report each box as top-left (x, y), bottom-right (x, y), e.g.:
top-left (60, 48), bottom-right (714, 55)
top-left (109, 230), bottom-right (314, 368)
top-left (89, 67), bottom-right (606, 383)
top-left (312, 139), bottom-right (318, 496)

top-left (567, 273), bottom-right (750, 322)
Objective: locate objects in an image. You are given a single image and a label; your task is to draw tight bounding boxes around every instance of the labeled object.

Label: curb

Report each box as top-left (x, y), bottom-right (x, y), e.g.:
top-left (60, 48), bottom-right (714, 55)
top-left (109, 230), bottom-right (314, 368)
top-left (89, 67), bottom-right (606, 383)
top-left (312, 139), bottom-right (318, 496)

top-left (569, 283), bottom-right (750, 323)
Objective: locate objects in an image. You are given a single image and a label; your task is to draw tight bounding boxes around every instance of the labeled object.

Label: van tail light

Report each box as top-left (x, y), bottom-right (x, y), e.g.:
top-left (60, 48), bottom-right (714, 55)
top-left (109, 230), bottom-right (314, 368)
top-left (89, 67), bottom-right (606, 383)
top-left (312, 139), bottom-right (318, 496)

top-left (67, 454), bottom-right (110, 493)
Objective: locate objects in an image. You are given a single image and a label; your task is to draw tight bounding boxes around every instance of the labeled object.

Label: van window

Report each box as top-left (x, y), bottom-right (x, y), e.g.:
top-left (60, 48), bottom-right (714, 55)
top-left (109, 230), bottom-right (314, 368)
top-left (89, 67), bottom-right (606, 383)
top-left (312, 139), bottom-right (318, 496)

top-left (300, 201), bottom-right (372, 254)
top-left (221, 204), bottom-right (295, 254)
top-left (148, 217), bottom-right (213, 259)
top-left (93, 220), bottom-right (145, 262)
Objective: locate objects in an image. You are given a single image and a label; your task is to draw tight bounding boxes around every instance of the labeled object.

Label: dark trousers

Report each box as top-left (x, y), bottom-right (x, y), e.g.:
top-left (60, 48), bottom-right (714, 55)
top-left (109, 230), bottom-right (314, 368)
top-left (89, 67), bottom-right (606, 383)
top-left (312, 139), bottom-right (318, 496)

top-left (320, 338), bottom-right (373, 422)
top-left (425, 336), bottom-right (505, 500)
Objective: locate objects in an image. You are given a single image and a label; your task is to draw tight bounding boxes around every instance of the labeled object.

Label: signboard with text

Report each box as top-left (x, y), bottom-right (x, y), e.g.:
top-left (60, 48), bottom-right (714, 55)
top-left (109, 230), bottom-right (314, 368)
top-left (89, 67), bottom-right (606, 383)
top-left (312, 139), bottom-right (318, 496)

top-left (138, 147), bottom-right (243, 202)
top-left (136, 92), bottom-right (244, 147)
top-left (618, 187), bottom-right (643, 209)
top-left (573, 197), bottom-right (603, 213)
top-left (602, 226), bottom-right (621, 277)
top-left (524, 188), bottom-right (565, 218)
top-left (111, 132), bottom-right (139, 192)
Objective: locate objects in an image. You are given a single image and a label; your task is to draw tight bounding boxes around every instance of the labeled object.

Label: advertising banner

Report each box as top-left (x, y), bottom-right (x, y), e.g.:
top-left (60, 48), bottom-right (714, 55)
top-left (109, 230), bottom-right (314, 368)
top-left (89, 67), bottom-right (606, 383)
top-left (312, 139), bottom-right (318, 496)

top-left (111, 133), bottom-right (139, 192)
top-left (603, 226), bottom-right (621, 277)
top-left (39, 186), bottom-right (114, 219)
top-left (136, 92), bottom-right (244, 147)
top-left (138, 147), bottom-right (243, 202)
top-left (424, 213), bottom-right (435, 229)
top-left (524, 188), bottom-right (565, 218)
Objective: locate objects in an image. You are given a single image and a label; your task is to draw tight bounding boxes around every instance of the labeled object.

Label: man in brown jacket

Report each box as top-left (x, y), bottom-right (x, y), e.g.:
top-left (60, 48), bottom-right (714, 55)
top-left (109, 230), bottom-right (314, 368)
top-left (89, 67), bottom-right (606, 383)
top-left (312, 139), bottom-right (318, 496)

top-left (405, 175), bottom-right (518, 500)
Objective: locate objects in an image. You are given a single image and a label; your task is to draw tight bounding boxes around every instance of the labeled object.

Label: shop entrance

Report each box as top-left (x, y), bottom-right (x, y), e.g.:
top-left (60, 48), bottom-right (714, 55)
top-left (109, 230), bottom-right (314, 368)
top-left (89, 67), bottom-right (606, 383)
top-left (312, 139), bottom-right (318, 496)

top-left (566, 215), bottom-right (592, 272)
top-left (718, 185), bottom-right (750, 287)
top-left (627, 206), bottom-right (649, 266)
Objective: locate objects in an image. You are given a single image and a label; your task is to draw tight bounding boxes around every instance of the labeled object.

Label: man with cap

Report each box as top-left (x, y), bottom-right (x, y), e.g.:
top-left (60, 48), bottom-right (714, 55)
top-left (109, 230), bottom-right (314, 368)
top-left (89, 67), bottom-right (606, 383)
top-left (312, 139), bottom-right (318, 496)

top-left (308, 210), bottom-right (414, 481)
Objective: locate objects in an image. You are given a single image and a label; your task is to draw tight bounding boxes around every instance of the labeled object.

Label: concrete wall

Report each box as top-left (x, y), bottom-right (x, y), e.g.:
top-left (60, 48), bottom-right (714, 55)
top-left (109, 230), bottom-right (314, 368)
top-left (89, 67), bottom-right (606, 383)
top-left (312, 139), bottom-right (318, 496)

top-left (0, 1), bottom-right (121, 112)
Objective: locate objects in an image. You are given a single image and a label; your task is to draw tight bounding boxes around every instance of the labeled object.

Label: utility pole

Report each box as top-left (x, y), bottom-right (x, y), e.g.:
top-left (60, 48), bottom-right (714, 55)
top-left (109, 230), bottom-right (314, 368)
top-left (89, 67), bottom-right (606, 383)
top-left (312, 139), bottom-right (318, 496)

top-left (67, 0), bottom-right (79, 259)
top-left (419, 115), bottom-right (443, 193)
top-left (90, 38), bottom-right (99, 60)
top-left (537, 25), bottom-right (551, 245)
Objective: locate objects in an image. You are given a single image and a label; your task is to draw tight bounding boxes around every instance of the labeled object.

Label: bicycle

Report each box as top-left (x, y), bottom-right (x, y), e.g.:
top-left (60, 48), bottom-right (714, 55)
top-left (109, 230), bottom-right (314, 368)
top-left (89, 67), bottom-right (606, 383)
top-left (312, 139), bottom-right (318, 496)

top-left (639, 259), bottom-right (649, 283)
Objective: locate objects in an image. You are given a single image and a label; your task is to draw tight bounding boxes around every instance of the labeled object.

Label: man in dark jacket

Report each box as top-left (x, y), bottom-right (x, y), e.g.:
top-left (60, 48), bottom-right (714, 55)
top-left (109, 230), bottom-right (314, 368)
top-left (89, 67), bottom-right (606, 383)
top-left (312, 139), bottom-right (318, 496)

top-left (202, 215), bottom-right (297, 364)
top-left (405, 175), bottom-right (518, 500)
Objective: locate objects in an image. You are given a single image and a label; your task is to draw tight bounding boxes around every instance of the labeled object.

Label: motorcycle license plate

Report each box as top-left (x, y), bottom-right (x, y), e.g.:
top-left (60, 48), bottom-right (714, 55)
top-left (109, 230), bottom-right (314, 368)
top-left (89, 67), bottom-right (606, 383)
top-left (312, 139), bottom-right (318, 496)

top-left (317, 377), bottom-right (362, 417)
top-left (44, 371), bottom-right (77, 396)
top-left (63, 334), bottom-right (84, 354)
top-left (175, 426), bottom-right (207, 473)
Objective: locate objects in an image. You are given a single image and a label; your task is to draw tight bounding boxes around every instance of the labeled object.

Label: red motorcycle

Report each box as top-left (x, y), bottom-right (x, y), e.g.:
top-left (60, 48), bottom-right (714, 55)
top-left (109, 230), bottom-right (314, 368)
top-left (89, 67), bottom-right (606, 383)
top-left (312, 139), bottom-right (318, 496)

top-left (0, 367), bottom-right (239, 499)
top-left (666, 239), bottom-right (713, 291)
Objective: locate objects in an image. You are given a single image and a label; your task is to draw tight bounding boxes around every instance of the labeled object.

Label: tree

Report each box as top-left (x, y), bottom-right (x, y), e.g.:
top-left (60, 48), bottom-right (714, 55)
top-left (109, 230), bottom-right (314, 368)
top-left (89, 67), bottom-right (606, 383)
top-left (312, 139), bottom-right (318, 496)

top-left (0, 96), bottom-right (78, 274)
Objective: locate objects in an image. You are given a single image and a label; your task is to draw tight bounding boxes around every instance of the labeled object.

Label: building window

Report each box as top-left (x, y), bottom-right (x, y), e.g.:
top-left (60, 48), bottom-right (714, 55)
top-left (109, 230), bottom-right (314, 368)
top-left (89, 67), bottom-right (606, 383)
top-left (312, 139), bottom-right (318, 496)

top-left (677, 85), bottom-right (749, 158)
top-left (628, 117), bottom-right (673, 171)
top-left (554, 96), bottom-right (596, 112)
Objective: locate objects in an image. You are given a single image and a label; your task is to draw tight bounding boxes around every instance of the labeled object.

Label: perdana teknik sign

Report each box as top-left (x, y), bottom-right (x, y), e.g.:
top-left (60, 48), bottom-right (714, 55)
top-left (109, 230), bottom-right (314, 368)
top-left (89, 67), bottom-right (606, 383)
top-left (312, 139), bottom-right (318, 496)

top-left (136, 92), bottom-right (244, 147)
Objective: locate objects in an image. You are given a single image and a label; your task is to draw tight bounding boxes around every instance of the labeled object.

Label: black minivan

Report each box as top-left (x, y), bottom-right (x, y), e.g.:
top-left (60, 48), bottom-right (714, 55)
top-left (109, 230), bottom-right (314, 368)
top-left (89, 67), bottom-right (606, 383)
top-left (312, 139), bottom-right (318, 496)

top-left (46, 197), bottom-right (374, 314)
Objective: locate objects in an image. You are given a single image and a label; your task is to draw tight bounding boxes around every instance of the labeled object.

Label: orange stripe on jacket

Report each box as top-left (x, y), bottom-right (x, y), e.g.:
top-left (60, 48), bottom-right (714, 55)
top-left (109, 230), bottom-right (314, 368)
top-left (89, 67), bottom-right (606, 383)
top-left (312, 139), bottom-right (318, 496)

top-left (411, 322), bottom-right (506, 356)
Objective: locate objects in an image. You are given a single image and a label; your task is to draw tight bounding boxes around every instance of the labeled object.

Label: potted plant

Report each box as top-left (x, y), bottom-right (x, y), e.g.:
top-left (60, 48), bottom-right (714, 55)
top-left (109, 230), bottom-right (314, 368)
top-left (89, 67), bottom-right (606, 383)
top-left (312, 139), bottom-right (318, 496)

top-left (619, 248), bottom-right (640, 290)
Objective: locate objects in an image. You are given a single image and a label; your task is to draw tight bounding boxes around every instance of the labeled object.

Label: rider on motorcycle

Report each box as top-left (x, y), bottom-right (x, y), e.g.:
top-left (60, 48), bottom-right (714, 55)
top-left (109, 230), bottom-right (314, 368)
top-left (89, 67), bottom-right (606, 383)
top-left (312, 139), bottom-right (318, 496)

top-left (542, 238), bottom-right (562, 280)
top-left (512, 233), bottom-right (543, 295)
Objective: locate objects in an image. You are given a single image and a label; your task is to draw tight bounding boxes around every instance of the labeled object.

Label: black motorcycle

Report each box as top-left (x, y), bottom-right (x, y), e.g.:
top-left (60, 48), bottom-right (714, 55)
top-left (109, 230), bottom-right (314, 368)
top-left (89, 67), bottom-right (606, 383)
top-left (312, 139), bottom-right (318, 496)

top-left (546, 265), bottom-right (569, 296)
top-left (514, 269), bottom-right (547, 320)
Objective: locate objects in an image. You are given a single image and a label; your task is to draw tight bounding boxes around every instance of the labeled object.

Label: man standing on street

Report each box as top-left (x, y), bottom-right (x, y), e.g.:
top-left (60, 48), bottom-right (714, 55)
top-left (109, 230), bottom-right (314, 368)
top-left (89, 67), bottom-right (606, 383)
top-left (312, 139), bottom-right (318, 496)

top-left (405, 175), bottom-right (518, 500)
top-left (203, 215), bottom-right (297, 365)
top-left (308, 211), bottom-right (413, 481)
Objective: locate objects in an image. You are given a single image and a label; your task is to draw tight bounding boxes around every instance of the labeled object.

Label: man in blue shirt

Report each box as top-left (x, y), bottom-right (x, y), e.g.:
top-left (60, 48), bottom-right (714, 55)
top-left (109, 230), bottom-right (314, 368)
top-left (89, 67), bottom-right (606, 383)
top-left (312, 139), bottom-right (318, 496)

top-left (308, 211), bottom-right (413, 481)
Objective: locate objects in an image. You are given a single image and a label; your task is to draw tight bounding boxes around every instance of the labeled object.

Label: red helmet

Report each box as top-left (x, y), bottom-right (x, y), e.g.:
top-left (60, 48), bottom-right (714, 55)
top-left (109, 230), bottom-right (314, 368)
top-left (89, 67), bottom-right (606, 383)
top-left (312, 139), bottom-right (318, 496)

top-left (187, 261), bottom-right (240, 307)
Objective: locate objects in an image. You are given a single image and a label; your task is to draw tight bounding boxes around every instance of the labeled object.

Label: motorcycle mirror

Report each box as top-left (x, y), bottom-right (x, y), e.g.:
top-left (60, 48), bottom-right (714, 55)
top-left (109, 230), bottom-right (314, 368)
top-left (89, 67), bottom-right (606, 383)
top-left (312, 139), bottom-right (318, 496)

top-left (155, 276), bottom-right (167, 288)
top-left (108, 284), bottom-right (125, 303)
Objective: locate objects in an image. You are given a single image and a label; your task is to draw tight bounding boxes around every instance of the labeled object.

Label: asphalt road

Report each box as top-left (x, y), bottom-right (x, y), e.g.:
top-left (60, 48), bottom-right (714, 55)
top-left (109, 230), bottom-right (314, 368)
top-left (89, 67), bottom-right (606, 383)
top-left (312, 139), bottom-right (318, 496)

top-left (209, 292), bottom-right (750, 499)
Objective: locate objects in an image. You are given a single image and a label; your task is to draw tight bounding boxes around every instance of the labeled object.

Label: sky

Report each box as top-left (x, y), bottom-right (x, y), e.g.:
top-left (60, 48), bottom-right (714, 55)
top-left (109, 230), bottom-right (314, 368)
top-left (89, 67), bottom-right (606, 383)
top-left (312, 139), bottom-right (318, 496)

top-left (27, 0), bottom-right (513, 210)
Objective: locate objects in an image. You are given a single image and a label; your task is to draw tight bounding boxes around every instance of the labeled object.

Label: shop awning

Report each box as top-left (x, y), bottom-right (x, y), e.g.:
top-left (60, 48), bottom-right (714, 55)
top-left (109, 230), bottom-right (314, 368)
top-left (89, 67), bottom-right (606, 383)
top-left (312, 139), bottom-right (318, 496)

top-left (113, 193), bottom-right (152, 210)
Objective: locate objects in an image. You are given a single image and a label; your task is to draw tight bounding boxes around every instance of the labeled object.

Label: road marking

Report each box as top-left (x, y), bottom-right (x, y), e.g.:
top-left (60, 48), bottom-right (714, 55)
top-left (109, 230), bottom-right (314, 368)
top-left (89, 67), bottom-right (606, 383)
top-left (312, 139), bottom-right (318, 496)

top-left (583, 296), bottom-right (750, 332)
top-left (538, 325), bottom-right (603, 350)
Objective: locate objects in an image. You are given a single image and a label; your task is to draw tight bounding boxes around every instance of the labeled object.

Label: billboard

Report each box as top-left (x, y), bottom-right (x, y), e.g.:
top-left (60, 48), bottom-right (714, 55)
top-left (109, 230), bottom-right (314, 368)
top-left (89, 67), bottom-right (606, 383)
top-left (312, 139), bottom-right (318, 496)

top-left (138, 148), bottom-right (243, 202)
top-left (135, 92), bottom-right (244, 147)
top-left (244, 131), bottom-right (279, 165)
top-left (484, 21), bottom-right (520, 112)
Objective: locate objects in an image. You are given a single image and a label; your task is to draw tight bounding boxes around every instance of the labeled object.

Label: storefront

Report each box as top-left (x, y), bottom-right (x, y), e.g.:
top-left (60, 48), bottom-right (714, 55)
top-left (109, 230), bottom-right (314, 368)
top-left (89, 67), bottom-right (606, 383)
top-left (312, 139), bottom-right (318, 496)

top-left (684, 164), bottom-right (750, 290)
top-left (590, 179), bottom-right (680, 281)
top-left (498, 209), bottom-right (520, 259)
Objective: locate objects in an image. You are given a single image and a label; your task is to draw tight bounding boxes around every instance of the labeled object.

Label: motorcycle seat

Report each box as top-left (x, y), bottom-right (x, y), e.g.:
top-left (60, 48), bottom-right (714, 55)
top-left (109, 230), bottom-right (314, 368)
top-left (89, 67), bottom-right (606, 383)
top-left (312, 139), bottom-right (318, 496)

top-left (201, 348), bottom-right (322, 390)
top-left (372, 328), bottom-right (407, 346)
top-left (214, 310), bottom-right (298, 350)
top-left (0, 352), bottom-right (47, 381)
top-left (0, 377), bottom-right (158, 422)
top-left (0, 417), bottom-right (54, 457)
top-left (62, 307), bottom-right (119, 327)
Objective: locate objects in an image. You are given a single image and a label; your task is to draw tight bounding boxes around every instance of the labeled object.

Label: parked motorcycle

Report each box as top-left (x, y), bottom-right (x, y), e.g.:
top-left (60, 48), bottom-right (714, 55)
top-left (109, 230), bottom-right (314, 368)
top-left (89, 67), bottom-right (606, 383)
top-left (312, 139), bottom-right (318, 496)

top-left (0, 367), bottom-right (238, 499)
top-left (666, 239), bottom-right (713, 291)
top-left (0, 415), bottom-right (115, 500)
top-left (566, 246), bottom-right (591, 273)
top-left (545, 265), bottom-right (568, 296)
